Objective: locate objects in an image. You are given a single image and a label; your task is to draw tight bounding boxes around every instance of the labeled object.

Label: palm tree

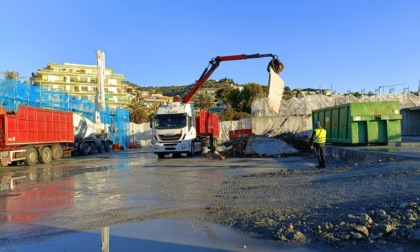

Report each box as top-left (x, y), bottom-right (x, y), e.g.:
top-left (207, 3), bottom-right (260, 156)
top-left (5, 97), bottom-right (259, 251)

top-left (147, 103), bottom-right (161, 121)
top-left (2, 70), bottom-right (19, 80)
top-left (126, 97), bottom-right (149, 123)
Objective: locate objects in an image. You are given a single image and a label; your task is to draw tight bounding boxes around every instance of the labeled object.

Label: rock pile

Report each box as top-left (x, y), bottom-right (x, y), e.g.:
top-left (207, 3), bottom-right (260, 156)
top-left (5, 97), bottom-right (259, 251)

top-left (275, 198), bottom-right (420, 248)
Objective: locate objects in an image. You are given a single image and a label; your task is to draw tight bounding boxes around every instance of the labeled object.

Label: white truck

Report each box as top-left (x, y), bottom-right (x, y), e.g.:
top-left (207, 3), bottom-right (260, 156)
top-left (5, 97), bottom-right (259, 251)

top-left (72, 113), bottom-right (113, 155)
top-left (152, 102), bottom-right (218, 158)
top-left (151, 53), bottom-right (283, 158)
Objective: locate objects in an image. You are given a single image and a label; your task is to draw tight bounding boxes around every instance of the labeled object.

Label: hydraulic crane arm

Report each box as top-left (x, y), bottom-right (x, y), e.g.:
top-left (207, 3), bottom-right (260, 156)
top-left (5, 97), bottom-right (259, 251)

top-left (182, 53), bottom-right (284, 104)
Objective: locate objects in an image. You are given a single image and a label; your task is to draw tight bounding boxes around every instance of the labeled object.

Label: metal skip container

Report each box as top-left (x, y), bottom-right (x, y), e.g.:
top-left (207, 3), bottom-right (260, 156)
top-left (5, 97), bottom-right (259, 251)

top-left (312, 101), bottom-right (402, 145)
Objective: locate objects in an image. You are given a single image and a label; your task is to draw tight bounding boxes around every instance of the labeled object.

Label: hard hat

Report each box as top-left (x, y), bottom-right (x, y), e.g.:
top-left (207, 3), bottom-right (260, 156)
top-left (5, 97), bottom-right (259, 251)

top-left (315, 120), bottom-right (321, 125)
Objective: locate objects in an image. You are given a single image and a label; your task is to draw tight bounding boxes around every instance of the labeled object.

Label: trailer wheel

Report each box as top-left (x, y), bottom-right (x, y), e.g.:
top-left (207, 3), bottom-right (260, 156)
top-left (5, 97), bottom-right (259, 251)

top-left (104, 142), bottom-right (111, 152)
top-left (90, 143), bottom-right (97, 154)
top-left (51, 144), bottom-right (64, 160)
top-left (39, 147), bottom-right (52, 164)
top-left (24, 147), bottom-right (38, 166)
top-left (98, 143), bottom-right (105, 153)
top-left (80, 143), bottom-right (90, 156)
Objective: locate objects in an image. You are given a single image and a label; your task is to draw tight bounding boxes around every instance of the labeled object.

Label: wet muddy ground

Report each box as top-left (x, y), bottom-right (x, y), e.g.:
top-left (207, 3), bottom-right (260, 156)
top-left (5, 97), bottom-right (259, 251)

top-left (0, 149), bottom-right (419, 251)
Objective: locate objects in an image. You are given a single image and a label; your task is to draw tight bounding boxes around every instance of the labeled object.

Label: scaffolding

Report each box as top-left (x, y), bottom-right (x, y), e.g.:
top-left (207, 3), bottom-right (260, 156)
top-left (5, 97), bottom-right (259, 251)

top-left (0, 79), bottom-right (130, 148)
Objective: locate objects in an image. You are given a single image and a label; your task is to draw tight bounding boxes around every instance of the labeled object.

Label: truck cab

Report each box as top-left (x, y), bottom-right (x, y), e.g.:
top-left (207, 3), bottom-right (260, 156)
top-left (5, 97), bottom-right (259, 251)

top-left (152, 102), bottom-right (198, 158)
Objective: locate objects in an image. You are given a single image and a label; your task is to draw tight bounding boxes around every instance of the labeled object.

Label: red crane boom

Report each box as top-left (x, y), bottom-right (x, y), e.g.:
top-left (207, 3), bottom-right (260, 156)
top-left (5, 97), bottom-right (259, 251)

top-left (182, 53), bottom-right (283, 104)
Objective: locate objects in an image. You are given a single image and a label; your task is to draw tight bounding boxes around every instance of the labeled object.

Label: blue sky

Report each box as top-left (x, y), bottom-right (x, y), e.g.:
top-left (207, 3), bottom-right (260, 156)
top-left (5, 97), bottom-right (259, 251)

top-left (1, 0), bottom-right (419, 94)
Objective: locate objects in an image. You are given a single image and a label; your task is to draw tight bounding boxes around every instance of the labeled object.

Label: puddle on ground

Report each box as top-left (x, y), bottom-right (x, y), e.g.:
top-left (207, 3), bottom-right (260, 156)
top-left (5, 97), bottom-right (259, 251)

top-left (2, 219), bottom-right (315, 252)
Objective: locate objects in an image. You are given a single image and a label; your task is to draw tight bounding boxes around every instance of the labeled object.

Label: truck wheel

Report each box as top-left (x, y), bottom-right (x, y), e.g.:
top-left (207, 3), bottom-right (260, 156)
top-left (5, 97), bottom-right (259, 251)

top-left (157, 153), bottom-right (165, 159)
top-left (98, 143), bottom-right (105, 153)
top-left (90, 143), bottom-right (97, 154)
top-left (80, 143), bottom-right (90, 156)
top-left (24, 147), bottom-right (38, 166)
top-left (51, 144), bottom-right (64, 160)
top-left (39, 147), bottom-right (52, 164)
top-left (187, 146), bottom-right (194, 157)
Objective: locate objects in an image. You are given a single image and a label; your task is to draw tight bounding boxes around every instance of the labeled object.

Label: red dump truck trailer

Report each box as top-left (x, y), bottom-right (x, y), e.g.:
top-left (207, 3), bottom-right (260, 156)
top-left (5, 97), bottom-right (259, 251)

top-left (195, 109), bottom-right (219, 138)
top-left (0, 106), bottom-right (74, 166)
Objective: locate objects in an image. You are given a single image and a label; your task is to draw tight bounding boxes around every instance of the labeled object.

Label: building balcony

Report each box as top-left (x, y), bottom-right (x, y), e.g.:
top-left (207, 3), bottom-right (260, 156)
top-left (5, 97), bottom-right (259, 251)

top-left (31, 78), bottom-right (127, 87)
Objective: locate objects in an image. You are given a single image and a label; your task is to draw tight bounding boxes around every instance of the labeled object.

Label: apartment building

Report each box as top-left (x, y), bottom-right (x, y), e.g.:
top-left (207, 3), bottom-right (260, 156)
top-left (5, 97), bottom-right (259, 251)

top-left (30, 62), bottom-right (134, 109)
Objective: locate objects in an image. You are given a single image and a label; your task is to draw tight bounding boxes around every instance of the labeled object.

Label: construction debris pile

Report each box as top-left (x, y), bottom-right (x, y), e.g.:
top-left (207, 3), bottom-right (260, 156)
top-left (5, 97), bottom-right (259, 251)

top-left (219, 131), bottom-right (310, 158)
top-left (273, 131), bottom-right (312, 153)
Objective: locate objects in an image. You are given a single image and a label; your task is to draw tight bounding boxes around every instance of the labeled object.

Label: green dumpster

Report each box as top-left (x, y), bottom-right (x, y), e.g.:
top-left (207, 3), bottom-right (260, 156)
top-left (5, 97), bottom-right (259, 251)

top-left (312, 101), bottom-right (402, 145)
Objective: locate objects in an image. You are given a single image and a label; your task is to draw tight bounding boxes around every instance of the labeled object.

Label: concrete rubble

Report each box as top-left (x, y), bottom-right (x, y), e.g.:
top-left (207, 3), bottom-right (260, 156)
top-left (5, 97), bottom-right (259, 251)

top-left (254, 196), bottom-right (420, 249)
top-left (220, 135), bottom-right (300, 157)
top-left (245, 136), bottom-right (299, 157)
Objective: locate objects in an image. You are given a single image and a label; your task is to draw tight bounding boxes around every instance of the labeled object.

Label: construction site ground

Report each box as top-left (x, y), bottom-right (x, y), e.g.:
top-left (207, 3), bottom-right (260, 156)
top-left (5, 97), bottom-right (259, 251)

top-left (0, 137), bottom-right (419, 251)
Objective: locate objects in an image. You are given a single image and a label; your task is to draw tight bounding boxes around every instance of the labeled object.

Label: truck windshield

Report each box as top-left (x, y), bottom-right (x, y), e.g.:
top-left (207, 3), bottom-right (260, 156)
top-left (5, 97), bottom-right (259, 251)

top-left (155, 115), bottom-right (187, 129)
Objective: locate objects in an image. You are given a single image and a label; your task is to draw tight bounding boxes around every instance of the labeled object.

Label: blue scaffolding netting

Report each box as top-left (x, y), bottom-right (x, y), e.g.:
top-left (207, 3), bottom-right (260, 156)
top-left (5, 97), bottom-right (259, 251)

top-left (0, 79), bottom-right (130, 148)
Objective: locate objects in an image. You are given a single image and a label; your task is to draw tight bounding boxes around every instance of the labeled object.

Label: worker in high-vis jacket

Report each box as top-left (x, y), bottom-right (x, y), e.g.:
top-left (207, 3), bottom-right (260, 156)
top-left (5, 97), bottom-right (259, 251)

top-left (310, 120), bottom-right (327, 168)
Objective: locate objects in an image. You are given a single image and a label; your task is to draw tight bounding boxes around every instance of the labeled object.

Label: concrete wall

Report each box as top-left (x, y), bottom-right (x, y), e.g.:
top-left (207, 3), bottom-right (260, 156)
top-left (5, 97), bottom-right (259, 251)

top-left (218, 118), bottom-right (252, 143)
top-left (252, 116), bottom-right (313, 138)
top-left (129, 122), bottom-right (152, 148)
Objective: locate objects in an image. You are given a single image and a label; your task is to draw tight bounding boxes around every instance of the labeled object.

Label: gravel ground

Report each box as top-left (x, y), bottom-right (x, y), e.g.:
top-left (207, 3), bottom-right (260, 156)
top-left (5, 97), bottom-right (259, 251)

top-left (205, 156), bottom-right (420, 251)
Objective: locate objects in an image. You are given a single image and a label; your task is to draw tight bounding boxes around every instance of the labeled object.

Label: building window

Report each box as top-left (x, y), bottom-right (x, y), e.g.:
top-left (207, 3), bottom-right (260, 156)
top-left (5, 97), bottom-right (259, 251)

top-left (81, 87), bottom-right (88, 91)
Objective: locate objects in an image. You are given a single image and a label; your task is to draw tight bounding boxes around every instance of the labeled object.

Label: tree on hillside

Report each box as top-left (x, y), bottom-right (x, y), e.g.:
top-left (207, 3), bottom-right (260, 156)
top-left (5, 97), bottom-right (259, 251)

top-left (193, 93), bottom-right (214, 110)
top-left (218, 107), bottom-right (251, 121)
top-left (227, 88), bottom-right (242, 111)
top-left (240, 83), bottom-right (264, 113)
top-left (215, 82), bottom-right (265, 114)
top-left (215, 87), bottom-right (231, 106)
top-left (2, 70), bottom-right (19, 80)
top-left (215, 85), bottom-right (241, 110)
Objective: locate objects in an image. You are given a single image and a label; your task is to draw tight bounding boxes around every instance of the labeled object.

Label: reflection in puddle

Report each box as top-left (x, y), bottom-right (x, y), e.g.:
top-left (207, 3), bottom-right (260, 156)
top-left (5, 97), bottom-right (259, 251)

top-left (3, 219), bottom-right (314, 252)
top-left (0, 153), bottom-right (154, 192)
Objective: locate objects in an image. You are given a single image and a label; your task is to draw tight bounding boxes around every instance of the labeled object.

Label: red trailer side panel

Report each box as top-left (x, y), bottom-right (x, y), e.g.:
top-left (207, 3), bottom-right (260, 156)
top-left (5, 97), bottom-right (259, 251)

top-left (0, 106), bottom-right (74, 147)
top-left (209, 112), bottom-right (219, 138)
top-left (229, 129), bottom-right (252, 140)
top-left (195, 109), bottom-right (219, 138)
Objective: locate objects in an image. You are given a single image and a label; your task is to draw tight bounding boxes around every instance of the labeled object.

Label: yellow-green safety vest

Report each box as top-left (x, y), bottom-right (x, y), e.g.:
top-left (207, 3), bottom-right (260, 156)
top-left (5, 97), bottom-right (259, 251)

top-left (314, 128), bottom-right (327, 143)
